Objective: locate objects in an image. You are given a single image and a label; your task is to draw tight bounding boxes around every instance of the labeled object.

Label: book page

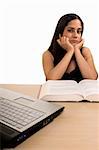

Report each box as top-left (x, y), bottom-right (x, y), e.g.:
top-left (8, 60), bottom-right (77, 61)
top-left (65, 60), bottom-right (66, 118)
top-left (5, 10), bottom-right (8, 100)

top-left (39, 80), bottom-right (84, 101)
top-left (79, 79), bottom-right (99, 101)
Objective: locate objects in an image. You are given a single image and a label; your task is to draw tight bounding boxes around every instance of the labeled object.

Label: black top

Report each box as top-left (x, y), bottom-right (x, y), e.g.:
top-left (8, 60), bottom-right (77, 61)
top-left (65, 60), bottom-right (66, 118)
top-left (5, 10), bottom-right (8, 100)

top-left (61, 67), bottom-right (83, 83)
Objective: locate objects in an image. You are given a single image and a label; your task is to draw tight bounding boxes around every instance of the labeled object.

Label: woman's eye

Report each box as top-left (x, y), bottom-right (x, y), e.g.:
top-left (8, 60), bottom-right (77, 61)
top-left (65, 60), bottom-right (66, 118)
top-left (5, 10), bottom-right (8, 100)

top-left (77, 30), bottom-right (82, 34)
top-left (67, 29), bottom-right (73, 32)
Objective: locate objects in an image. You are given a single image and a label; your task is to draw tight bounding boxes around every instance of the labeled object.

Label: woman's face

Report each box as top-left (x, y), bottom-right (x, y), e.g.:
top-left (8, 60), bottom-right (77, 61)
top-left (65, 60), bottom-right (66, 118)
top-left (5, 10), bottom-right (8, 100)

top-left (62, 19), bottom-right (82, 45)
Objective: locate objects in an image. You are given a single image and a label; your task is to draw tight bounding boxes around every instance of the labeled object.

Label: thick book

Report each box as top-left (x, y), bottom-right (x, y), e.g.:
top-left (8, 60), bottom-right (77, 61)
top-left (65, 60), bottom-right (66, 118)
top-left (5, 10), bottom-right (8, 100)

top-left (38, 79), bottom-right (99, 102)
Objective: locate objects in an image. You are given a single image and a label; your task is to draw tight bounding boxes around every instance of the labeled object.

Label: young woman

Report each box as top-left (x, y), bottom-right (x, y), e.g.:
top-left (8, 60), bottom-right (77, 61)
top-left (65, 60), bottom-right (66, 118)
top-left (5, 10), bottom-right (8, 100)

top-left (42, 13), bottom-right (98, 82)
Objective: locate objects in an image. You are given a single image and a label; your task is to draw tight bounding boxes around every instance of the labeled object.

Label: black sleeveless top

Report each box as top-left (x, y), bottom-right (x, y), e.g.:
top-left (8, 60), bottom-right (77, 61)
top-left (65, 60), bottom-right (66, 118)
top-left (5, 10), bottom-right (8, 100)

top-left (61, 67), bottom-right (83, 82)
top-left (49, 48), bottom-right (84, 83)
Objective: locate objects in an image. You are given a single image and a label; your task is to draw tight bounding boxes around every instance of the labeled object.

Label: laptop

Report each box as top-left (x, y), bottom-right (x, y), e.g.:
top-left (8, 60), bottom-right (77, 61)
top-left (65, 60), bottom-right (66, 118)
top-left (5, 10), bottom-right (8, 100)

top-left (0, 87), bottom-right (64, 149)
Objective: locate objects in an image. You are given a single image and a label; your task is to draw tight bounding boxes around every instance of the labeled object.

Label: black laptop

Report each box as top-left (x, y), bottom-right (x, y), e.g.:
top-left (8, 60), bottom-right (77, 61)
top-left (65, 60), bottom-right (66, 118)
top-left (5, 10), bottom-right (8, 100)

top-left (0, 88), bottom-right (64, 149)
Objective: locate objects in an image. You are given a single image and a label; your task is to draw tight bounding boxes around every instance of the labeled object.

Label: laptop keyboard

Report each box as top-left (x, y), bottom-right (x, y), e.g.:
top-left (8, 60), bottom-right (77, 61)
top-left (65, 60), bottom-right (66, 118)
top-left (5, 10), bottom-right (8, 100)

top-left (0, 98), bottom-right (45, 129)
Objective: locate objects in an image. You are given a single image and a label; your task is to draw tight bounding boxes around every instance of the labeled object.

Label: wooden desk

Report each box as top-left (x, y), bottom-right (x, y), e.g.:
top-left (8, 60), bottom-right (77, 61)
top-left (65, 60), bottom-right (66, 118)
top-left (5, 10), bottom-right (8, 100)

top-left (0, 84), bottom-right (99, 150)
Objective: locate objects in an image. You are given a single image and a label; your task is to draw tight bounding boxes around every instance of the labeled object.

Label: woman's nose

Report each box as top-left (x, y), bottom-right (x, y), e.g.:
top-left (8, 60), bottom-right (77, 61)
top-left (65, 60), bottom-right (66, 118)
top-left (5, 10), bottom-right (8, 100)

top-left (73, 31), bottom-right (78, 37)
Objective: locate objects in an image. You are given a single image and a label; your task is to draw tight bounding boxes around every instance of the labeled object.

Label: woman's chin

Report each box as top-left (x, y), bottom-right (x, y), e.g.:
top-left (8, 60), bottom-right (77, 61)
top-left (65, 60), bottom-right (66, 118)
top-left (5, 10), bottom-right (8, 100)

top-left (72, 43), bottom-right (77, 46)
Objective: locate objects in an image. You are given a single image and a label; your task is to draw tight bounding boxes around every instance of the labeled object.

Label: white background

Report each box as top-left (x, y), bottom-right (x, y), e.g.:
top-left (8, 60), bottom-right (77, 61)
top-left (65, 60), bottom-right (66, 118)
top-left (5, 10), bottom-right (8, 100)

top-left (0, 0), bottom-right (99, 84)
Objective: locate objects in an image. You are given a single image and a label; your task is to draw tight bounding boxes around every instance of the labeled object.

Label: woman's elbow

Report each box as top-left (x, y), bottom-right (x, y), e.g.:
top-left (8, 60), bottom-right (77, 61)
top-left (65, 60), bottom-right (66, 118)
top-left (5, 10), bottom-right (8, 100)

top-left (90, 72), bottom-right (98, 80)
top-left (46, 73), bottom-right (61, 80)
top-left (46, 76), bottom-right (59, 80)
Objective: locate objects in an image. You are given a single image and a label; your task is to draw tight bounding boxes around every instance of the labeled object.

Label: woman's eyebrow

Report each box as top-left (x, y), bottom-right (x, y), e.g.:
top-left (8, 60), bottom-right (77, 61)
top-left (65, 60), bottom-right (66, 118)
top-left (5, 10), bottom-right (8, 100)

top-left (67, 27), bottom-right (82, 30)
top-left (67, 27), bottom-right (74, 29)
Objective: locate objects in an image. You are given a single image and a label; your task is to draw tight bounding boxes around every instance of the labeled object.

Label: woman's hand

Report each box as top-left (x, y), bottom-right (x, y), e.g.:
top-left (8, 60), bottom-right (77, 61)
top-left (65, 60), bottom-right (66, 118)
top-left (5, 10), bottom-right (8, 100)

top-left (57, 34), bottom-right (74, 52)
top-left (74, 39), bottom-right (84, 50)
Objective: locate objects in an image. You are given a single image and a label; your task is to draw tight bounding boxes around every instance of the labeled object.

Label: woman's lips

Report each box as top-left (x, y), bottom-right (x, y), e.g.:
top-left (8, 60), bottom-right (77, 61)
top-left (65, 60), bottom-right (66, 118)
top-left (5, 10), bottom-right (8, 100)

top-left (70, 40), bottom-right (79, 44)
top-left (71, 40), bottom-right (79, 43)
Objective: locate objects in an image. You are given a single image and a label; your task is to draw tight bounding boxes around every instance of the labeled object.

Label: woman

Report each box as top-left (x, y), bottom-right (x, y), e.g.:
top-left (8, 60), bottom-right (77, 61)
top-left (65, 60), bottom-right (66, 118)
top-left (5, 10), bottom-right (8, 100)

top-left (42, 13), bottom-right (98, 82)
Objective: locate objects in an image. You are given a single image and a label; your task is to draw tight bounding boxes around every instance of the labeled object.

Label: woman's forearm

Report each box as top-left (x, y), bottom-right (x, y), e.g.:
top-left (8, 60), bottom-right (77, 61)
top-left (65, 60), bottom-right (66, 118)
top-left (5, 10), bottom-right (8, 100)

top-left (74, 49), bottom-right (98, 79)
top-left (46, 50), bottom-right (74, 80)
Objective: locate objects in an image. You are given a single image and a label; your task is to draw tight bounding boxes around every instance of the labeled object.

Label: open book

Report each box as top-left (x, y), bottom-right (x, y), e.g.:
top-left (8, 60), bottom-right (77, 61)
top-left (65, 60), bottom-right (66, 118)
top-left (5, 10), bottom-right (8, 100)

top-left (38, 79), bottom-right (99, 102)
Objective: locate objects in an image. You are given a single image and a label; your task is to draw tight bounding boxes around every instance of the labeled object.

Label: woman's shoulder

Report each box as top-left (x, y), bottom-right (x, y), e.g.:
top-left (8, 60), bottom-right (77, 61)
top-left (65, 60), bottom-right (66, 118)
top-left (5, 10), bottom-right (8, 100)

top-left (82, 46), bottom-right (92, 58)
top-left (82, 46), bottom-right (92, 54)
top-left (42, 50), bottom-right (54, 60)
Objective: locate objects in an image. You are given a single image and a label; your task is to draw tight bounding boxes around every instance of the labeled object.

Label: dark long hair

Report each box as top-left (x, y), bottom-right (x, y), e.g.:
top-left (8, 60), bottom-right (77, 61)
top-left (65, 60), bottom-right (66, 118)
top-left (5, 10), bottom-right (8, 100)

top-left (48, 13), bottom-right (84, 65)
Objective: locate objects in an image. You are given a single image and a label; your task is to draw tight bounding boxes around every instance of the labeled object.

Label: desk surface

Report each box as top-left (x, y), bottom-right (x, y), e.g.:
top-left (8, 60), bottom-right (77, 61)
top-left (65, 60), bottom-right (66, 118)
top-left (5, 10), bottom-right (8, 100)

top-left (0, 84), bottom-right (99, 150)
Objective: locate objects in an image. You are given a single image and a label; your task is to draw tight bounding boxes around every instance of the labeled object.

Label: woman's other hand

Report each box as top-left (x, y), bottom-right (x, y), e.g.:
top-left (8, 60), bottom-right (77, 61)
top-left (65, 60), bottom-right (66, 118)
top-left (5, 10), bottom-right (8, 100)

top-left (74, 39), bottom-right (84, 50)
